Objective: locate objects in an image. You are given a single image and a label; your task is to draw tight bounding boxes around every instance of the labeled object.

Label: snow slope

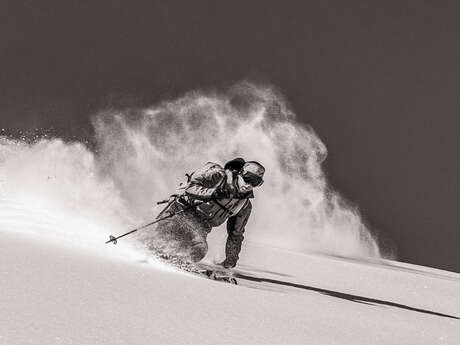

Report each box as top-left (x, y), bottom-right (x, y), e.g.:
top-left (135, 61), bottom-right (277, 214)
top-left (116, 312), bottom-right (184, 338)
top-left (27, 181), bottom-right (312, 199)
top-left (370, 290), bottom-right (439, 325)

top-left (1, 199), bottom-right (459, 345)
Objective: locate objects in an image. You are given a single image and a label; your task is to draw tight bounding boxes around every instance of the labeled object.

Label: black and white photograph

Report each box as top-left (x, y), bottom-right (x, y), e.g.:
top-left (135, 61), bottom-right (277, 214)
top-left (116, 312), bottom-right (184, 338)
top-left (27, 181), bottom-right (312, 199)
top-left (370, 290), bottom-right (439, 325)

top-left (1, 1), bottom-right (459, 344)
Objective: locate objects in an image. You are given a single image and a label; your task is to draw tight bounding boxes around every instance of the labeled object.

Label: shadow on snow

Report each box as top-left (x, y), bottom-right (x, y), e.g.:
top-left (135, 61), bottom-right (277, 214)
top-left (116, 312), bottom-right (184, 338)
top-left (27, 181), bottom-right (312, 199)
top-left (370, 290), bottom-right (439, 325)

top-left (234, 272), bottom-right (460, 320)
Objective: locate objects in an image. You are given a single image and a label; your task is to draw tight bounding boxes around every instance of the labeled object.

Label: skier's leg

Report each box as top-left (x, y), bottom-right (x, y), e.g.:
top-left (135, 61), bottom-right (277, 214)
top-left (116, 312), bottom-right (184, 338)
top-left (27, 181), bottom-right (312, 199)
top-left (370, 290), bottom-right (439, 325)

top-left (137, 217), bottom-right (179, 255)
top-left (223, 201), bottom-right (252, 267)
top-left (183, 217), bottom-right (210, 262)
top-left (137, 201), bottom-right (210, 262)
top-left (189, 237), bottom-right (208, 262)
top-left (152, 215), bottom-right (209, 262)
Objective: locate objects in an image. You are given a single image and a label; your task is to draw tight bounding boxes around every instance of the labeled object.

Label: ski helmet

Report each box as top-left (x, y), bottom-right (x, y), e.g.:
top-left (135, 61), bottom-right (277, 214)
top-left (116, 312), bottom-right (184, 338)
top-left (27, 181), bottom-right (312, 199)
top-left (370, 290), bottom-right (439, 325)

top-left (224, 157), bottom-right (246, 172)
top-left (236, 161), bottom-right (265, 192)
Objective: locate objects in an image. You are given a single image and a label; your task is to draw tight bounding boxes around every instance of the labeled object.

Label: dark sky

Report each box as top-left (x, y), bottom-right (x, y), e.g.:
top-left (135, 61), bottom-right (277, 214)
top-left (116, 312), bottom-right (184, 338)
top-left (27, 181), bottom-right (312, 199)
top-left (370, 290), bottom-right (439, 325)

top-left (1, 1), bottom-right (459, 272)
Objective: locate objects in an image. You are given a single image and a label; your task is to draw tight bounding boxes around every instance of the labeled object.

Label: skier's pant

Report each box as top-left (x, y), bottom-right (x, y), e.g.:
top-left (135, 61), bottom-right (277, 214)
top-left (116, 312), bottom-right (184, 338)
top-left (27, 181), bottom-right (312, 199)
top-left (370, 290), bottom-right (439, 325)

top-left (147, 202), bottom-right (211, 262)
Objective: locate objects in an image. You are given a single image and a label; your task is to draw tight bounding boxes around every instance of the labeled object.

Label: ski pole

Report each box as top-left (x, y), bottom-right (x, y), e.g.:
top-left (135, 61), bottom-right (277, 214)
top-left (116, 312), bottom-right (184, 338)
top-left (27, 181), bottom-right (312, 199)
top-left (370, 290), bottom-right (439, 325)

top-left (105, 204), bottom-right (188, 245)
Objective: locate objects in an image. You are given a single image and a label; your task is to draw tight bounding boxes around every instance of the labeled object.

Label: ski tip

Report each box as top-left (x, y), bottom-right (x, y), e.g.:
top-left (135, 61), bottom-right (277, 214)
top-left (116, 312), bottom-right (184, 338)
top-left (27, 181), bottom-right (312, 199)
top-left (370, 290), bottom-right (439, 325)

top-left (106, 235), bottom-right (117, 245)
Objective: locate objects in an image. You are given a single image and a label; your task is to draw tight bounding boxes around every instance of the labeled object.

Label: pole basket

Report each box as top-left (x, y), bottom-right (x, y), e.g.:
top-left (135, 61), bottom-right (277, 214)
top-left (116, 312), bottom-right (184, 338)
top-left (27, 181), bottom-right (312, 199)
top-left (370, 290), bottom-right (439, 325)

top-left (107, 235), bottom-right (117, 245)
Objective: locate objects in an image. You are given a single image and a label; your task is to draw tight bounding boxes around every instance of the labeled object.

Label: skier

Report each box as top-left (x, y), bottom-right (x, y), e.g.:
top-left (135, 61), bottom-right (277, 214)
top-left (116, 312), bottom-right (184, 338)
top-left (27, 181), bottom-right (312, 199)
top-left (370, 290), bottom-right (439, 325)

top-left (148, 158), bottom-right (265, 268)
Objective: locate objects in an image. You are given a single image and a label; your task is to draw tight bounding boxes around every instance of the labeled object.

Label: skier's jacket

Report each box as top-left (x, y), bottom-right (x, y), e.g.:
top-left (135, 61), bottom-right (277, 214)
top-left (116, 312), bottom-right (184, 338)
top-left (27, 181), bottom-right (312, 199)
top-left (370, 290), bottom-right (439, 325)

top-left (182, 162), bottom-right (253, 266)
top-left (184, 162), bottom-right (252, 226)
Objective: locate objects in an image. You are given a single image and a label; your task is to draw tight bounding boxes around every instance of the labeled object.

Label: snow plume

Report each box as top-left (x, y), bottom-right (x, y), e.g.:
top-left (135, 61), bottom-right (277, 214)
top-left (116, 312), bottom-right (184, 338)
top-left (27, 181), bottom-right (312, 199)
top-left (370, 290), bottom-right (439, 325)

top-left (0, 82), bottom-right (383, 259)
top-left (93, 82), bottom-right (383, 259)
top-left (0, 137), bottom-right (136, 257)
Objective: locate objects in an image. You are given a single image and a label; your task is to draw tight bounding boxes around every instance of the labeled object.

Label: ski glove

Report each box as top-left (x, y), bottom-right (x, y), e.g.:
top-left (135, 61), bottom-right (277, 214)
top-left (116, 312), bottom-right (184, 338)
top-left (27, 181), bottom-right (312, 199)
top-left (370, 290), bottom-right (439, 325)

top-left (212, 187), bottom-right (231, 200)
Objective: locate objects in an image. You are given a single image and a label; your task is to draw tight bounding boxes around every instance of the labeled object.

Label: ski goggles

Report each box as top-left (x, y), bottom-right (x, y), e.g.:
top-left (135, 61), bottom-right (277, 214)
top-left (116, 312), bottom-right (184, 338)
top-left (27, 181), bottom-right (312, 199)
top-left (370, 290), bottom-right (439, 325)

top-left (241, 171), bottom-right (264, 187)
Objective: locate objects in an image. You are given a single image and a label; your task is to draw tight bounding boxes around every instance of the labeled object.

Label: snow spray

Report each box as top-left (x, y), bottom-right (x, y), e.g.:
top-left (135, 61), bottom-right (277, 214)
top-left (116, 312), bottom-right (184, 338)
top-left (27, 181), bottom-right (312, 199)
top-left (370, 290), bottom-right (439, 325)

top-left (0, 82), bottom-right (385, 259)
top-left (0, 136), bottom-right (136, 255)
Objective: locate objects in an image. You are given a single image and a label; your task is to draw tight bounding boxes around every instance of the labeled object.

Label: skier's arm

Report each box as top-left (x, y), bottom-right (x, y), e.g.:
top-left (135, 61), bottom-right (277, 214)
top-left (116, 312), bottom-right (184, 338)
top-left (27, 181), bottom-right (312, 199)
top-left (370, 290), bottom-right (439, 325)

top-left (185, 167), bottom-right (226, 201)
top-left (223, 200), bottom-right (252, 268)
